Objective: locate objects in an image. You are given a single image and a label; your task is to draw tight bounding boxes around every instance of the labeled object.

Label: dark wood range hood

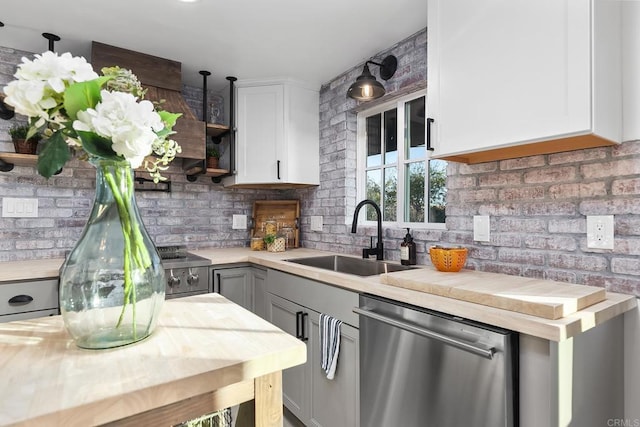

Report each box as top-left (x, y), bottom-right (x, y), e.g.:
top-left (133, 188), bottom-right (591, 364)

top-left (90, 41), bottom-right (205, 160)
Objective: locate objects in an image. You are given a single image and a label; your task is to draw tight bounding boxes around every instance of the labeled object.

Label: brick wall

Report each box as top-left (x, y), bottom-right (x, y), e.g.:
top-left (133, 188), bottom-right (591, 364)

top-left (0, 45), bottom-right (284, 261)
top-left (297, 27), bottom-right (640, 297)
top-left (296, 28), bottom-right (428, 255)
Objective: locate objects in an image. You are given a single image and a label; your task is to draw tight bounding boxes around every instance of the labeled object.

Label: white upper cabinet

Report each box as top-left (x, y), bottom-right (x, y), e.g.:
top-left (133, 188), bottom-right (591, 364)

top-left (224, 79), bottom-right (319, 187)
top-left (427, 0), bottom-right (622, 163)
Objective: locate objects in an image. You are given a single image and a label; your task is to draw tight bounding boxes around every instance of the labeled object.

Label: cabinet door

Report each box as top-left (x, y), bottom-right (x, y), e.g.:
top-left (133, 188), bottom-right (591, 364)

top-left (213, 268), bottom-right (252, 311)
top-left (267, 293), bottom-right (310, 423)
top-left (235, 84), bottom-right (284, 184)
top-left (428, 0), bottom-right (594, 159)
top-left (309, 312), bottom-right (359, 427)
top-left (251, 267), bottom-right (267, 319)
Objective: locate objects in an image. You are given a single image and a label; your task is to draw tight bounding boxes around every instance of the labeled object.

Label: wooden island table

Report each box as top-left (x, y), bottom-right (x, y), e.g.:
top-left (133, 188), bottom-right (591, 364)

top-left (0, 293), bottom-right (306, 427)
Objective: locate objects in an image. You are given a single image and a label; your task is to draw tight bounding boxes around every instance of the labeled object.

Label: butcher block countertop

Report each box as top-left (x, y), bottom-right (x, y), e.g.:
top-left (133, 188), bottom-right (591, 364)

top-left (0, 247), bottom-right (636, 342)
top-left (0, 293), bottom-right (306, 427)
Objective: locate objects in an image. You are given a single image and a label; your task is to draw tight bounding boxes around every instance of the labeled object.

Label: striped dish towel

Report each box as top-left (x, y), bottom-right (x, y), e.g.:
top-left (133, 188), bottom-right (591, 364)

top-left (319, 313), bottom-right (343, 380)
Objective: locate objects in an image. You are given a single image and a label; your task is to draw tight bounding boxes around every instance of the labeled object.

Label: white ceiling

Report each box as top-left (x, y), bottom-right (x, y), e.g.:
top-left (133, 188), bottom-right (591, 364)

top-left (1, 0), bottom-right (427, 92)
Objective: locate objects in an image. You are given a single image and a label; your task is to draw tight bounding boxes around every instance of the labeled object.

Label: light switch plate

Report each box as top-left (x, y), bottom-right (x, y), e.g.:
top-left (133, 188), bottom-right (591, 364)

top-left (586, 215), bottom-right (614, 250)
top-left (2, 197), bottom-right (39, 218)
top-left (473, 215), bottom-right (490, 242)
top-left (310, 215), bottom-right (323, 232)
top-left (232, 214), bottom-right (247, 230)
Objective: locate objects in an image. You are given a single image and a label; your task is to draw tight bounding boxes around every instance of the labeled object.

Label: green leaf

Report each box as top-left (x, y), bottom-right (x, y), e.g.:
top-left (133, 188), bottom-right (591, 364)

top-left (37, 132), bottom-right (71, 178)
top-left (76, 131), bottom-right (120, 160)
top-left (158, 111), bottom-right (182, 130)
top-left (63, 76), bottom-right (112, 120)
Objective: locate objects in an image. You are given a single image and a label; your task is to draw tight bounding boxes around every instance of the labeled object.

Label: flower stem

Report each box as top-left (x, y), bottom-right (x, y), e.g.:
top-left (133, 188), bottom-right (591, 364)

top-left (103, 163), bottom-right (150, 336)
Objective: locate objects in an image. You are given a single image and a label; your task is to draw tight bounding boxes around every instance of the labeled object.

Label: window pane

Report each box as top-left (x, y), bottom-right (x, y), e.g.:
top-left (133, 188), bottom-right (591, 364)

top-left (384, 109), bottom-right (397, 164)
top-left (428, 160), bottom-right (447, 223)
top-left (405, 162), bottom-right (425, 223)
top-left (366, 115), bottom-right (381, 167)
top-left (406, 97), bottom-right (426, 160)
top-left (366, 169), bottom-right (381, 221)
top-left (384, 167), bottom-right (397, 221)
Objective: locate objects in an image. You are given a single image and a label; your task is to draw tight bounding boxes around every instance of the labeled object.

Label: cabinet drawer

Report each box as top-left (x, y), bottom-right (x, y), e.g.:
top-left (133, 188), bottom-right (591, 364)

top-left (267, 269), bottom-right (359, 327)
top-left (0, 279), bottom-right (59, 316)
top-left (0, 309), bottom-right (59, 323)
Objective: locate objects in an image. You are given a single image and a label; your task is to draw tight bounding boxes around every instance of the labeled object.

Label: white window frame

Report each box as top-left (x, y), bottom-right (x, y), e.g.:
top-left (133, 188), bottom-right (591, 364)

top-left (354, 89), bottom-right (447, 230)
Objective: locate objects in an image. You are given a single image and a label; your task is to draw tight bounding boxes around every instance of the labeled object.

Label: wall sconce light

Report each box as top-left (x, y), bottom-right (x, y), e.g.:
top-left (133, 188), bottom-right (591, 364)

top-left (347, 55), bottom-right (398, 101)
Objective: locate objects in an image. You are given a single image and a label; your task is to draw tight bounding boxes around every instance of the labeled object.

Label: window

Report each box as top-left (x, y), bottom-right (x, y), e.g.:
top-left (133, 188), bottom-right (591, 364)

top-left (357, 91), bottom-right (446, 227)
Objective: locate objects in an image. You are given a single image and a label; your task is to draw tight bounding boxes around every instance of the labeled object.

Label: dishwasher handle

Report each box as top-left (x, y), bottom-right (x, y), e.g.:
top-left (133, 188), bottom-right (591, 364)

top-left (353, 306), bottom-right (495, 360)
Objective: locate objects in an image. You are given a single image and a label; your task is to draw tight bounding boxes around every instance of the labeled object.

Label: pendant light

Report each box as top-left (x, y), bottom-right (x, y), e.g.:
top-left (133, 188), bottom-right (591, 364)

top-left (347, 55), bottom-right (398, 101)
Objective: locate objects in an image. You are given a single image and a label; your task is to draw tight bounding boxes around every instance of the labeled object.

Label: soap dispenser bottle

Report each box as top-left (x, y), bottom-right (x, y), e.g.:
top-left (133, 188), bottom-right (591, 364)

top-left (400, 228), bottom-right (417, 265)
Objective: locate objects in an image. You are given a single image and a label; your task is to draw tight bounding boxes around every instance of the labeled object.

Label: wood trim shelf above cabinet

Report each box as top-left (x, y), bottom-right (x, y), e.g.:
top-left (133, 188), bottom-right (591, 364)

top-left (438, 134), bottom-right (617, 164)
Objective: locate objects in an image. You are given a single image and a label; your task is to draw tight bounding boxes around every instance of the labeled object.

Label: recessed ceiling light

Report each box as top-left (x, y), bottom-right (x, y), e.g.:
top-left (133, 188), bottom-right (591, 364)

top-left (178, 0), bottom-right (200, 3)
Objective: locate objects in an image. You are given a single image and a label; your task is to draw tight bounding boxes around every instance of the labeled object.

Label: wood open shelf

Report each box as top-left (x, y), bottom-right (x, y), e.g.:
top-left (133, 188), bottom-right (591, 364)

top-left (206, 123), bottom-right (230, 137)
top-left (0, 153), bottom-right (37, 168)
top-left (183, 159), bottom-right (229, 179)
top-left (203, 167), bottom-right (229, 177)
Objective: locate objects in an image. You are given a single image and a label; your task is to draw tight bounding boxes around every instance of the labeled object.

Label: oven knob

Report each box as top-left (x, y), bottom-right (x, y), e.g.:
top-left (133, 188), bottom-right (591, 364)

top-left (168, 275), bottom-right (181, 288)
top-left (187, 273), bottom-right (199, 286)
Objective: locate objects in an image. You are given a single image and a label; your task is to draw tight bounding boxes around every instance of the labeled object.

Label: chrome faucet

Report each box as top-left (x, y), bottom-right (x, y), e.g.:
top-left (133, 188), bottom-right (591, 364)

top-left (351, 199), bottom-right (384, 260)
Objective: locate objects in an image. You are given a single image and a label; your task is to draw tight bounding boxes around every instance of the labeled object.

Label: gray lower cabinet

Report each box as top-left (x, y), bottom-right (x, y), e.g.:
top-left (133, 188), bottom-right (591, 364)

top-left (266, 269), bottom-right (359, 427)
top-left (0, 279), bottom-right (59, 323)
top-left (211, 265), bottom-right (267, 318)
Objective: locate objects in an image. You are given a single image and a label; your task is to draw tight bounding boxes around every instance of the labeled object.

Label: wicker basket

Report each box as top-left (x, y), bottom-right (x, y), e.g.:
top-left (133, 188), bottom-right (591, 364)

top-left (267, 237), bottom-right (286, 252)
top-left (429, 246), bottom-right (468, 272)
top-left (13, 139), bottom-right (38, 155)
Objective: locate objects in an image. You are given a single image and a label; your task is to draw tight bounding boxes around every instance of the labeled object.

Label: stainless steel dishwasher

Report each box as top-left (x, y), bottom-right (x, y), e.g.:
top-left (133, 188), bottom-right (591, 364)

top-left (355, 294), bottom-right (518, 427)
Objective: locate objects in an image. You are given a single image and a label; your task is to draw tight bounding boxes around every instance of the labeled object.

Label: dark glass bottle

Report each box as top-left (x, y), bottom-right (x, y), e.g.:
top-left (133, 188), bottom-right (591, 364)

top-left (400, 228), bottom-right (417, 265)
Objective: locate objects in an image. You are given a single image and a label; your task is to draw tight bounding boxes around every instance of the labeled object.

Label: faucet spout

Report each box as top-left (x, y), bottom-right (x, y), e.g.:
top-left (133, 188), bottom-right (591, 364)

top-left (351, 199), bottom-right (384, 260)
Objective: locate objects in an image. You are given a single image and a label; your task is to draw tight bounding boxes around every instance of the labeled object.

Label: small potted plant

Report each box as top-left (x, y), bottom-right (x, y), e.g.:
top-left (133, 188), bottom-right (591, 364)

top-left (8, 124), bottom-right (42, 155)
top-left (264, 233), bottom-right (286, 252)
top-left (206, 146), bottom-right (220, 169)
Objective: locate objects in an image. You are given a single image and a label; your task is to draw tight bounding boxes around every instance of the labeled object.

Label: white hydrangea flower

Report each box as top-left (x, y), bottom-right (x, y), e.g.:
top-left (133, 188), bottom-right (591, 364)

top-left (14, 51), bottom-right (98, 91)
top-left (73, 90), bottom-right (165, 168)
top-left (3, 51), bottom-right (98, 120)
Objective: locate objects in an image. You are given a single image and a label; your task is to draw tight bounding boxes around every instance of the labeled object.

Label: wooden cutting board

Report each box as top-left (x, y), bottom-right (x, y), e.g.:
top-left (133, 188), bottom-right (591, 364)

top-left (380, 268), bottom-right (606, 319)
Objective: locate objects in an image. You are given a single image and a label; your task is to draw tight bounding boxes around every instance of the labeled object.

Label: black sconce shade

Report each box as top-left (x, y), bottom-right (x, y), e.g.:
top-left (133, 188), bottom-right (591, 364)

top-left (347, 55), bottom-right (397, 101)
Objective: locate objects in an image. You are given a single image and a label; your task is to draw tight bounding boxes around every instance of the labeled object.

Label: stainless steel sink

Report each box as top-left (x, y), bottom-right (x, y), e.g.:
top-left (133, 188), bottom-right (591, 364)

top-left (286, 255), bottom-right (416, 277)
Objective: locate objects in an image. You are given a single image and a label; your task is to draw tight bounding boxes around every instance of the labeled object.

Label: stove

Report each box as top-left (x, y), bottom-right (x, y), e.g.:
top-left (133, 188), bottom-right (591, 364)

top-left (157, 245), bottom-right (212, 299)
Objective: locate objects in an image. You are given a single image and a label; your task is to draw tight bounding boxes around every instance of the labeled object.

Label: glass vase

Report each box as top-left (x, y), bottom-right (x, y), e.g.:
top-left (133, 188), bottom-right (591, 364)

top-left (58, 158), bottom-right (165, 349)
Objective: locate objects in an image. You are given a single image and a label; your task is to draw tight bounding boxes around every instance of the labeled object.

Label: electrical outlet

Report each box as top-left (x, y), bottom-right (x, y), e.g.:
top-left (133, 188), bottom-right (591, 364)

top-left (2, 197), bottom-right (39, 218)
top-left (310, 216), bottom-right (323, 232)
top-left (587, 215), bottom-right (614, 250)
top-left (473, 215), bottom-right (490, 242)
top-left (232, 214), bottom-right (247, 230)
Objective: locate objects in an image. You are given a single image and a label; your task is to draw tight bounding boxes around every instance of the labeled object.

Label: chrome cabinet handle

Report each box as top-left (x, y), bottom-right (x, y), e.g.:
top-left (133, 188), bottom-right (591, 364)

top-left (353, 306), bottom-right (495, 359)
